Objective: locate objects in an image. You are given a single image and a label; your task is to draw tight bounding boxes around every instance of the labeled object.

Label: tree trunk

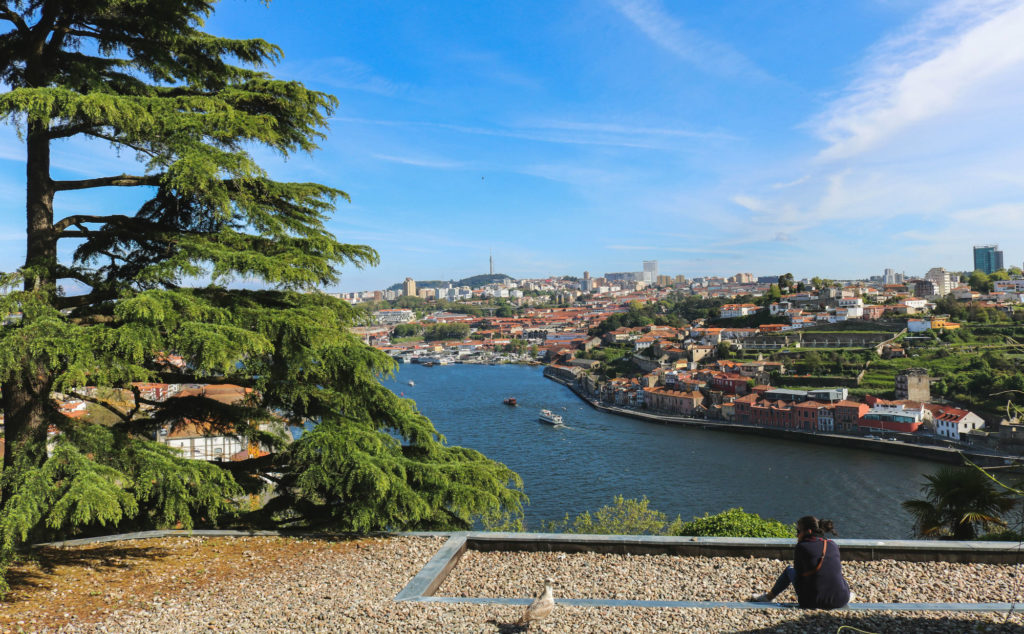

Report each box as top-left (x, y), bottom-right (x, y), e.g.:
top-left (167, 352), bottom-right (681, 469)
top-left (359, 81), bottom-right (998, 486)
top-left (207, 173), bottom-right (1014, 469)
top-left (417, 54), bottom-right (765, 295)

top-left (1, 121), bottom-right (55, 482)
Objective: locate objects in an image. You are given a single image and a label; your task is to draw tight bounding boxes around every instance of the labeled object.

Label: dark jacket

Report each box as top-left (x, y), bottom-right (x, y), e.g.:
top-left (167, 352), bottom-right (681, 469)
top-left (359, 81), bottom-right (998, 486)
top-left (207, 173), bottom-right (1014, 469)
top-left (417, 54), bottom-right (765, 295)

top-left (792, 536), bottom-right (850, 609)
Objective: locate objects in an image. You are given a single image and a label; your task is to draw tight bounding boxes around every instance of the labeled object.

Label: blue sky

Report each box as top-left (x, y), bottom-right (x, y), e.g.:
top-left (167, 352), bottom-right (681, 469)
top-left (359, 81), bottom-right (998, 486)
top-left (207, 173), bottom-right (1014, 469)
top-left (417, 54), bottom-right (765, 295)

top-left (3, 0), bottom-right (1024, 291)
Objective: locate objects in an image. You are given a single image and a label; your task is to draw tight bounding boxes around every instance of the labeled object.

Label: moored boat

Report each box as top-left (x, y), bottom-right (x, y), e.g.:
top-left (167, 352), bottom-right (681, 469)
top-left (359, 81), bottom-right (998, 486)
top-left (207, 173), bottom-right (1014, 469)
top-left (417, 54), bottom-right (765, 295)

top-left (503, 397), bottom-right (517, 406)
top-left (538, 409), bottom-right (563, 425)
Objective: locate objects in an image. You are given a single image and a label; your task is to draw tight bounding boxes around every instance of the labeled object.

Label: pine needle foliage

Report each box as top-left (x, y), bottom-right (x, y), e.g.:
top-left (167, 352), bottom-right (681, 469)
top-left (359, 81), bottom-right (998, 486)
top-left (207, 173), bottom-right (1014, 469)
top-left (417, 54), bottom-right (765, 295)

top-left (0, 0), bottom-right (525, 585)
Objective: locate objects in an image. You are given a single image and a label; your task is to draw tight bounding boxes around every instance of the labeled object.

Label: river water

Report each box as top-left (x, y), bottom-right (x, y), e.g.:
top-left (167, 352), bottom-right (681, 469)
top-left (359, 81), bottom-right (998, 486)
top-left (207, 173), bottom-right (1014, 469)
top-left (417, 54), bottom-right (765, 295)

top-left (383, 363), bottom-right (941, 538)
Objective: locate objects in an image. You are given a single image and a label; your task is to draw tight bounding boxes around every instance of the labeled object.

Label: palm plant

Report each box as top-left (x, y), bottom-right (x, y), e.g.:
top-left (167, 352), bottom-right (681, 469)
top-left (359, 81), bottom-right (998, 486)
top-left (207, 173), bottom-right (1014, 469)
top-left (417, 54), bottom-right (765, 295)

top-left (902, 466), bottom-right (1017, 539)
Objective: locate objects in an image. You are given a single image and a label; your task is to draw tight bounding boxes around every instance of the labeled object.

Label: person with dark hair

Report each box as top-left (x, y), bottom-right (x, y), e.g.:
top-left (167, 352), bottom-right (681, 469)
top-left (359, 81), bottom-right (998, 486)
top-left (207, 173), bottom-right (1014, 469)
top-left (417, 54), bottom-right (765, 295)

top-left (749, 515), bottom-right (853, 609)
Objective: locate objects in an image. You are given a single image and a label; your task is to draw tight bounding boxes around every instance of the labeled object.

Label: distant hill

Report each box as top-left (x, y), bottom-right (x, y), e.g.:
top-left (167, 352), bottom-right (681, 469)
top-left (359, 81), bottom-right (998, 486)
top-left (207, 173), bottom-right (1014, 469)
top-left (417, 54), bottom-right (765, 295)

top-left (386, 273), bottom-right (514, 291)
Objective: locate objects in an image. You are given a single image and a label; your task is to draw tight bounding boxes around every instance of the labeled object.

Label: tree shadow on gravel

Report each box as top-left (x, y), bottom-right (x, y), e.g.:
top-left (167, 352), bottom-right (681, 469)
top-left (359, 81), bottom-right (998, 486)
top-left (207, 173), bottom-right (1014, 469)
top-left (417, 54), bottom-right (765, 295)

top-left (734, 612), bottom-right (1024, 634)
top-left (4, 544), bottom-right (173, 599)
top-left (484, 618), bottom-right (529, 633)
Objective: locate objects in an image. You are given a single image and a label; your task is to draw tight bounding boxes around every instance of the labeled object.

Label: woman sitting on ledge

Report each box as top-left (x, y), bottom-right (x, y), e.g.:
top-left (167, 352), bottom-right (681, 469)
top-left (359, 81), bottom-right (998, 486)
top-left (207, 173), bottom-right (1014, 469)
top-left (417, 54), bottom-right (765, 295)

top-left (749, 515), bottom-right (853, 609)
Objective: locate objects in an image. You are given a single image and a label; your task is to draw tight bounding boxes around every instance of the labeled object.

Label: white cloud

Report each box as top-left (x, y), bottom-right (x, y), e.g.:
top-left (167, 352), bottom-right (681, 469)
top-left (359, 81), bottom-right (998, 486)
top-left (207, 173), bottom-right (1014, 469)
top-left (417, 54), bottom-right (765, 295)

top-left (290, 57), bottom-right (411, 97)
top-left (371, 154), bottom-right (465, 169)
top-left (731, 194), bottom-right (767, 213)
top-left (523, 119), bottom-right (738, 141)
top-left (816, 0), bottom-right (1024, 160)
top-left (606, 0), bottom-right (767, 78)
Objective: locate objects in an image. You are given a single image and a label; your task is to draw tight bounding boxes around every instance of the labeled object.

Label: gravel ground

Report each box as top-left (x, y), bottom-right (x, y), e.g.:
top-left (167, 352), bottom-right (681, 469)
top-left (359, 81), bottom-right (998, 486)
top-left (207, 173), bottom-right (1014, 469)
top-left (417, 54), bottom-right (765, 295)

top-left (1, 536), bottom-right (1022, 633)
top-left (442, 549), bottom-right (1024, 604)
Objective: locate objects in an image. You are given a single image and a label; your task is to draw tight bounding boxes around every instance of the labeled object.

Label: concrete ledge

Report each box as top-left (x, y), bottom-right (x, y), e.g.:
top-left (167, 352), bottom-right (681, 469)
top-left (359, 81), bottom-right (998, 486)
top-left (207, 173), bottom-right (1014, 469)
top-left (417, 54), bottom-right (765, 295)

top-left (396, 532), bottom-right (1024, 613)
top-left (32, 529), bottom-right (288, 549)
top-left (467, 532), bottom-right (1024, 563)
top-left (408, 596), bottom-right (1017, 612)
top-left (395, 534), bottom-right (468, 601)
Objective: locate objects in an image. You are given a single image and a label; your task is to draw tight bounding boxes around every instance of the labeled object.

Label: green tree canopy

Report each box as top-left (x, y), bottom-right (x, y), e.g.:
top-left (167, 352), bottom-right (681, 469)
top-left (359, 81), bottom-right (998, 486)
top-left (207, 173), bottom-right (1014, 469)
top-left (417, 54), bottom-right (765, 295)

top-left (0, 0), bottom-right (523, 574)
top-left (968, 270), bottom-right (992, 293)
top-left (423, 323), bottom-right (471, 341)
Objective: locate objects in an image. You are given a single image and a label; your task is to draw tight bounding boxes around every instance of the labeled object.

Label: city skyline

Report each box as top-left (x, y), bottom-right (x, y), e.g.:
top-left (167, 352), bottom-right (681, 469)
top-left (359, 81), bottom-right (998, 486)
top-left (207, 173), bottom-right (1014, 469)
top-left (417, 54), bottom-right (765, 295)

top-left (2, 1), bottom-right (1024, 291)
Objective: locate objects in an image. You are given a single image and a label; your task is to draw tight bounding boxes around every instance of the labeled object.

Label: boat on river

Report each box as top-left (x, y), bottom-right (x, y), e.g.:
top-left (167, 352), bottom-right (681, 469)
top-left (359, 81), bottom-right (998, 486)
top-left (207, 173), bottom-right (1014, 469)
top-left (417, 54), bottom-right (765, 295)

top-left (503, 397), bottom-right (517, 406)
top-left (539, 409), bottom-right (563, 426)
top-left (408, 380), bottom-right (415, 386)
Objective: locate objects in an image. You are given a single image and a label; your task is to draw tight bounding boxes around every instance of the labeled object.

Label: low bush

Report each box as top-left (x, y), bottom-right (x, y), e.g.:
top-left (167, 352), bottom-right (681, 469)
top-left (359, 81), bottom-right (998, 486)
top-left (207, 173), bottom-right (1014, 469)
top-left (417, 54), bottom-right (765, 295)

top-left (542, 495), bottom-right (670, 535)
top-left (669, 508), bottom-right (793, 538)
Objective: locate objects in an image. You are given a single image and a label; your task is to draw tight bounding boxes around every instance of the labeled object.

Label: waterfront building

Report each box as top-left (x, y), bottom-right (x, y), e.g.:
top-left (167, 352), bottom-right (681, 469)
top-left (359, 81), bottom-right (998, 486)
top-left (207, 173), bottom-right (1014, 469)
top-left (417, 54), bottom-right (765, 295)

top-left (762, 388), bottom-right (810, 403)
top-left (833, 400), bottom-right (869, 432)
top-left (793, 400), bottom-right (825, 431)
top-left (642, 386), bottom-right (706, 417)
top-left (934, 406), bottom-right (985, 441)
top-left (806, 388), bottom-right (849, 402)
top-left (973, 244), bottom-right (1004, 274)
top-left (817, 404), bottom-right (836, 432)
top-left (857, 403), bottom-right (924, 433)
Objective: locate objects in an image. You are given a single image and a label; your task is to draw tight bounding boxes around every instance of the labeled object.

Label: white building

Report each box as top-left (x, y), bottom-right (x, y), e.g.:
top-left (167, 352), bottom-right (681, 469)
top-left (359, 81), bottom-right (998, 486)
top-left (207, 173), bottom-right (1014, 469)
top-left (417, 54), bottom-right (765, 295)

top-left (934, 406), bottom-right (985, 441)
top-left (993, 279), bottom-right (1024, 293)
top-left (836, 297), bottom-right (864, 318)
top-left (720, 303), bottom-right (762, 318)
top-left (925, 268), bottom-right (955, 297)
top-left (161, 422), bottom-right (246, 461)
top-left (373, 308), bottom-right (415, 325)
top-left (817, 406), bottom-right (835, 432)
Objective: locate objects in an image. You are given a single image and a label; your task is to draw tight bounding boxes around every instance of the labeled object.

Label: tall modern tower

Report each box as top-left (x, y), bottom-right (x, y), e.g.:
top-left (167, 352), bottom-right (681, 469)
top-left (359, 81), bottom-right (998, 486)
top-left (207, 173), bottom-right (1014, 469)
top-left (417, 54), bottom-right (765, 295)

top-left (642, 260), bottom-right (658, 283)
top-left (973, 245), bottom-right (1004, 274)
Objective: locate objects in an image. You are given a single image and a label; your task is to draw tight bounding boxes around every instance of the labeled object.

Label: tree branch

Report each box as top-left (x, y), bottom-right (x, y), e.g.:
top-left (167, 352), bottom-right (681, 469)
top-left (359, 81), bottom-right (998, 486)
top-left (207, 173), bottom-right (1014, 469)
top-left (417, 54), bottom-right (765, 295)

top-left (54, 213), bottom-right (134, 231)
top-left (152, 372), bottom-right (257, 388)
top-left (56, 291), bottom-right (118, 311)
top-left (0, 8), bottom-right (29, 33)
top-left (70, 390), bottom-right (134, 424)
top-left (55, 265), bottom-right (100, 288)
top-left (89, 132), bottom-right (160, 158)
top-left (53, 174), bottom-right (161, 191)
top-left (47, 122), bottom-right (99, 139)
top-left (67, 313), bottom-right (117, 325)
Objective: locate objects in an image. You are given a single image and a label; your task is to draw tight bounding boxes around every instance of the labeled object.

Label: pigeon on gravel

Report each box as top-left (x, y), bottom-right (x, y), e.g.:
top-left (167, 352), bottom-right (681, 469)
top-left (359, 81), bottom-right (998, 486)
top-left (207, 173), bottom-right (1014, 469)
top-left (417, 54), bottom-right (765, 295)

top-left (517, 578), bottom-right (555, 628)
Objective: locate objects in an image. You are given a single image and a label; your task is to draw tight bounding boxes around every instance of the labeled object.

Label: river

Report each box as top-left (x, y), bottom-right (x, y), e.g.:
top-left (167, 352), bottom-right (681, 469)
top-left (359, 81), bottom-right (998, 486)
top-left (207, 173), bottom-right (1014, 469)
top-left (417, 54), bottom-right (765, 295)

top-left (383, 363), bottom-right (942, 538)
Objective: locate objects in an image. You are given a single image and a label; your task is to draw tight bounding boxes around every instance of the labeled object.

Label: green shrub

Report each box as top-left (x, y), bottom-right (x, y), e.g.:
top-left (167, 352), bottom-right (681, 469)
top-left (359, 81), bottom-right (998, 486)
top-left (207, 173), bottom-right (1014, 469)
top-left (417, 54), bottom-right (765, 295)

top-left (669, 508), bottom-right (793, 538)
top-left (542, 495), bottom-right (669, 535)
top-left (976, 530), bottom-right (1023, 541)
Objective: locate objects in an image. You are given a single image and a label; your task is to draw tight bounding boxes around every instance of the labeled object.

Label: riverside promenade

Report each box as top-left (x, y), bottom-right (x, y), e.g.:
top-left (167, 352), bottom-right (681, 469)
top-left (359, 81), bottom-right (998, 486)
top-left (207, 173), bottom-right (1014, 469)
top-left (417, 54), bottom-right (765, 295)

top-left (542, 369), bottom-right (1020, 468)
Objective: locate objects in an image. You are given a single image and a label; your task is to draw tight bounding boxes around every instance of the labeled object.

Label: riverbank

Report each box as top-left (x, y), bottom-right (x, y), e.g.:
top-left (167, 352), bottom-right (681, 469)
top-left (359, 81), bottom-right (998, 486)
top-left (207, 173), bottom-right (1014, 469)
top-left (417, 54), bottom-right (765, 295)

top-left (543, 370), bottom-right (1020, 468)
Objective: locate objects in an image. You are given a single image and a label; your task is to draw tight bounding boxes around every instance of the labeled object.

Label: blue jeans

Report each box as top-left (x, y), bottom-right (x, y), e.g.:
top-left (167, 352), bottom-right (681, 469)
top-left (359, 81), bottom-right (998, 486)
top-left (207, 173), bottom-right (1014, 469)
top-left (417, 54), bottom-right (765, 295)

top-left (769, 565), bottom-right (796, 597)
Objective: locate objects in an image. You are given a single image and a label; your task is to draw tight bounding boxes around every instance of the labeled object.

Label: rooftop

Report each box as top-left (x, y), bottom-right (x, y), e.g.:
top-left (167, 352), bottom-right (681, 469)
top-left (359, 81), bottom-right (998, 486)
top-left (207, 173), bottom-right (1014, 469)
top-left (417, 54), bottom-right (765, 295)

top-left (5, 531), bottom-right (1018, 633)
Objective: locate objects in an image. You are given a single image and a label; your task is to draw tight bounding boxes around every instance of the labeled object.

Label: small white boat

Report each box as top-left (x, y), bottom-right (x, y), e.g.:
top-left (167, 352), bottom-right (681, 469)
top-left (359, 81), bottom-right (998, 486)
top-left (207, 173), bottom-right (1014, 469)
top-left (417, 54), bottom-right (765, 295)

top-left (408, 380), bottom-right (415, 386)
top-left (539, 409), bottom-right (564, 426)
